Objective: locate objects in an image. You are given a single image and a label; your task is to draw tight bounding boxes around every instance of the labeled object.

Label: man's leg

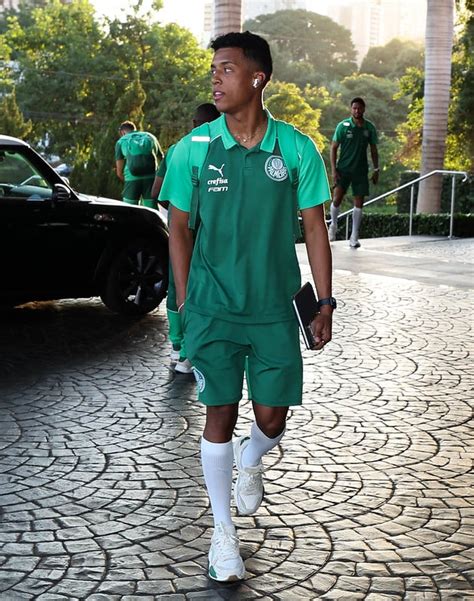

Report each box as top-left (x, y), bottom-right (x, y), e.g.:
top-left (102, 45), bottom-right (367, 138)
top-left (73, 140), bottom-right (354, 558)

top-left (122, 180), bottom-right (140, 205)
top-left (234, 320), bottom-right (301, 515)
top-left (329, 182), bottom-right (347, 241)
top-left (185, 312), bottom-right (247, 581)
top-left (141, 177), bottom-right (158, 209)
top-left (350, 196), bottom-right (364, 248)
top-left (202, 406), bottom-right (245, 582)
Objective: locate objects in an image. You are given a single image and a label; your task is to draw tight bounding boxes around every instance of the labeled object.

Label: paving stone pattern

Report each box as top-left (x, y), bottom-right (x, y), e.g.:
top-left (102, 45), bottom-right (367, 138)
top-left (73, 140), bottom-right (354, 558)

top-left (0, 238), bottom-right (473, 600)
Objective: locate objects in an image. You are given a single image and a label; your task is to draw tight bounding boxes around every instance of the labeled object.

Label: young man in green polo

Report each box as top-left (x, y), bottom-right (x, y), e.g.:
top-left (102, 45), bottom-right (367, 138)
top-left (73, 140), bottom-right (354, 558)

top-left (115, 121), bottom-right (163, 209)
top-left (160, 31), bottom-right (334, 582)
top-left (328, 97), bottom-right (379, 247)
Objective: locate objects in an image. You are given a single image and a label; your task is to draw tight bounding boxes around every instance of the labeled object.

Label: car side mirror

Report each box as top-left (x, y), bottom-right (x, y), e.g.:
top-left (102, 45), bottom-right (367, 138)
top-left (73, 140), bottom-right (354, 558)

top-left (52, 182), bottom-right (71, 203)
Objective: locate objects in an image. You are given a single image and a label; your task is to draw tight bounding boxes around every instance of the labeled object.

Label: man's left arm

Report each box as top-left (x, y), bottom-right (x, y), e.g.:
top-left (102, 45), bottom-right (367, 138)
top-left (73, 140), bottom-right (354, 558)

top-left (301, 206), bottom-right (333, 350)
top-left (370, 143), bottom-right (379, 185)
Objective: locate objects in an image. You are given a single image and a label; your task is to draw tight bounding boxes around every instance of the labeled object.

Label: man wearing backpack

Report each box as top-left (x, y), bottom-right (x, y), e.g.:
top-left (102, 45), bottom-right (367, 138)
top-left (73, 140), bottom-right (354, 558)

top-left (160, 31), bottom-right (334, 582)
top-left (115, 121), bottom-right (163, 209)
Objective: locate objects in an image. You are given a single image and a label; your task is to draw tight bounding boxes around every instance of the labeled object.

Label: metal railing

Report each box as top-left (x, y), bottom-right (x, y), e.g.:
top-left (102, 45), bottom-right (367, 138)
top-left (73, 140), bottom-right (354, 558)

top-left (335, 169), bottom-right (469, 240)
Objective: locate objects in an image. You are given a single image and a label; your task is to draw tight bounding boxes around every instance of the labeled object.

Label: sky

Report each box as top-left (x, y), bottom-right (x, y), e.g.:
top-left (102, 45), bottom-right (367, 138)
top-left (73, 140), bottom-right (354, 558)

top-left (91, 0), bottom-right (206, 38)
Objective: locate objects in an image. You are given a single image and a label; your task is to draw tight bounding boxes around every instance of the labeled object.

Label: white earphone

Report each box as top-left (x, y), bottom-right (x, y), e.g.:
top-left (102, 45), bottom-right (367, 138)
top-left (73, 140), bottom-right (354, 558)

top-left (252, 78), bottom-right (260, 88)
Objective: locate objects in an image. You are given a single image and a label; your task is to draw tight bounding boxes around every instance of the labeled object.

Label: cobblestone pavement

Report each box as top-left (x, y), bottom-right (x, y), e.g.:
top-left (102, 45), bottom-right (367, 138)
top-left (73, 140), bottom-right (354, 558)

top-left (0, 237), bottom-right (473, 601)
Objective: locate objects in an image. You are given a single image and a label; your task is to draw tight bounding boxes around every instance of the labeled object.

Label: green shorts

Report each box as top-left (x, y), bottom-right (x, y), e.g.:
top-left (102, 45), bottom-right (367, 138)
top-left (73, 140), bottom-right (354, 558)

top-left (336, 171), bottom-right (369, 197)
top-left (184, 310), bottom-right (303, 407)
top-left (123, 177), bottom-right (156, 207)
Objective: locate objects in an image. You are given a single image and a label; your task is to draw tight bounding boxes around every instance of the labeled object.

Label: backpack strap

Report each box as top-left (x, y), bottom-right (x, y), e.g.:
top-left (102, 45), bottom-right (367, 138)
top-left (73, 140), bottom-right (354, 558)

top-left (188, 122), bottom-right (212, 230)
top-left (276, 120), bottom-right (302, 241)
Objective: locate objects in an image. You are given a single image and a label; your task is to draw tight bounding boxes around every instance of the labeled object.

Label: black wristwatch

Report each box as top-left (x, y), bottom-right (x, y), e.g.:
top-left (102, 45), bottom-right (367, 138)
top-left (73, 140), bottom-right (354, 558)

top-left (317, 297), bottom-right (337, 310)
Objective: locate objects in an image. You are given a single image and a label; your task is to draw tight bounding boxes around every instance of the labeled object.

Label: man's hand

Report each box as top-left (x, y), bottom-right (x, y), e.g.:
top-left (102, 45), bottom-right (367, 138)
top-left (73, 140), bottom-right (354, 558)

top-left (371, 170), bottom-right (379, 185)
top-left (311, 310), bottom-right (333, 351)
top-left (332, 169), bottom-right (340, 185)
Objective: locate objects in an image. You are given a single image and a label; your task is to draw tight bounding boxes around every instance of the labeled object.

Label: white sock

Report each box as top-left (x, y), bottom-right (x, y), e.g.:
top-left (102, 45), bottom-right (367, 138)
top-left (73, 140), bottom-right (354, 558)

top-left (200, 437), bottom-right (234, 527)
top-left (330, 202), bottom-right (340, 225)
top-left (242, 422), bottom-right (285, 468)
top-left (352, 207), bottom-right (362, 240)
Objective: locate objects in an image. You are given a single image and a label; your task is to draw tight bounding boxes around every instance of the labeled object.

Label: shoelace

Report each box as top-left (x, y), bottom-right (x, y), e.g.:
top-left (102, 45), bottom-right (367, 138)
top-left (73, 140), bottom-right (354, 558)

top-left (240, 470), bottom-right (263, 494)
top-left (214, 527), bottom-right (239, 559)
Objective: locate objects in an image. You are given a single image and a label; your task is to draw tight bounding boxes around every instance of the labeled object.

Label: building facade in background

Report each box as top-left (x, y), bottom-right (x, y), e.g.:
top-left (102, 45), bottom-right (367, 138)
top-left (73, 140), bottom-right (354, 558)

top-left (243, 0), bottom-right (306, 20)
top-left (320, 0), bottom-right (426, 62)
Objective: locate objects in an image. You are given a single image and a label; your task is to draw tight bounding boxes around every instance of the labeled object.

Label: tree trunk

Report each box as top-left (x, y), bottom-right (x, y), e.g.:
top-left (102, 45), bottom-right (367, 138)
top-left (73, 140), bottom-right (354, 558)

top-left (214, 0), bottom-right (242, 37)
top-left (417, 0), bottom-right (454, 214)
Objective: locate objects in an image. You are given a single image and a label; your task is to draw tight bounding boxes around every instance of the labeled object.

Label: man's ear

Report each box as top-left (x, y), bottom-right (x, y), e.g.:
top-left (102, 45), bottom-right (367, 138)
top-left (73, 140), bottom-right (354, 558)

top-left (252, 71), bottom-right (266, 87)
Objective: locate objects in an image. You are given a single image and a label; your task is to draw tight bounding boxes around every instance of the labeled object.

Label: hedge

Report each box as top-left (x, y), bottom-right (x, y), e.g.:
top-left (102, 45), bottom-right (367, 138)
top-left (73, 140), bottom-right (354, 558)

top-left (321, 212), bottom-right (474, 241)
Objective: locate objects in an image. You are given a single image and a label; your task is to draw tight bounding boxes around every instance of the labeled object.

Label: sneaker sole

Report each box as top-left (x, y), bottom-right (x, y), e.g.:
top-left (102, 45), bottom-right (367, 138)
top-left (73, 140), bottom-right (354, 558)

top-left (174, 365), bottom-right (193, 374)
top-left (208, 564), bottom-right (245, 582)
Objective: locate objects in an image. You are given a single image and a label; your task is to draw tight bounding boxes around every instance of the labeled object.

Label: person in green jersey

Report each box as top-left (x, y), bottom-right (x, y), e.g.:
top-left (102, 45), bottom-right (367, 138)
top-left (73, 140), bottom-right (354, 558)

top-left (115, 120), bottom-right (164, 209)
top-left (159, 31), bottom-right (334, 582)
top-left (328, 97), bottom-right (379, 248)
top-left (151, 103), bottom-right (220, 375)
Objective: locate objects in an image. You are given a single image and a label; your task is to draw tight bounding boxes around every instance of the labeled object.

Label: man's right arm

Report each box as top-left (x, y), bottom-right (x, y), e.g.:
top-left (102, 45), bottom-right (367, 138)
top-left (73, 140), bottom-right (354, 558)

top-left (330, 141), bottom-right (340, 184)
top-left (115, 159), bottom-right (124, 182)
top-left (158, 138), bottom-right (193, 309)
top-left (169, 206), bottom-right (193, 309)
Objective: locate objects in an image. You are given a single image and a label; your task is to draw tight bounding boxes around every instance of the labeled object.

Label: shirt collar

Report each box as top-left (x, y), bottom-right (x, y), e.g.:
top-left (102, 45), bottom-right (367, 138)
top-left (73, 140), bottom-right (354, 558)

top-left (219, 108), bottom-right (277, 151)
top-left (350, 116), bottom-right (366, 127)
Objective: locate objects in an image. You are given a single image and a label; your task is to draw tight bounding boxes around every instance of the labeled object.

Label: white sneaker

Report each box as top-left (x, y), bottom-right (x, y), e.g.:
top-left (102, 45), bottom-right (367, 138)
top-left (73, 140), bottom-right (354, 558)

top-left (349, 237), bottom-right (361, 248)
top-left (170, 346), bottom-right (180, 362)
top-left (208, 522), bottom-right (245, 582)
top-left (174, 358), bottom-right (193, 374)
top-left (233, 436), bottom-right (264, 516)
top-left (328, 223), bottom-right (337, 242)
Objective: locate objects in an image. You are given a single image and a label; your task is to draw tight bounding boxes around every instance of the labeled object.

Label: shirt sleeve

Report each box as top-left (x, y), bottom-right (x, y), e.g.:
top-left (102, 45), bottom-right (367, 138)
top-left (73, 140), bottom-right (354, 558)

top-left (332, 122), bottom-right (343, 143)
top-left (158, 138), bottom-right (192, 212)
top-left (297, 136), bottom-right (331, 210)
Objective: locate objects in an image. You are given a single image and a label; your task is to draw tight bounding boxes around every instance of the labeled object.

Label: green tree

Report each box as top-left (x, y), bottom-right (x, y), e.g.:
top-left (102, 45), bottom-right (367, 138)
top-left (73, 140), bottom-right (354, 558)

top-left (264, 81), bottom-right (326, 150)
top-left (244, 9), bottom-right (357, 87)
top-left (360, 38), bottom-right (424, 80)
top-left (73, 77), bottom-right (147, 197)
top-left (0, 88), bottom-right (32, 138)
top-left (3, 0), bottom-right (106, 159)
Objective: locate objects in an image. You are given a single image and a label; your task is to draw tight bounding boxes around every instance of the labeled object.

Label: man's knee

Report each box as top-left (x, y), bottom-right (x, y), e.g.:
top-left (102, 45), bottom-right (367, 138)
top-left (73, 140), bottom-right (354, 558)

top-left (254, 406), bottom-right (288, 439)
top-left (204, 404), bottom-right (239, 442)
top-left (332, 187), bottom-right (345, 207)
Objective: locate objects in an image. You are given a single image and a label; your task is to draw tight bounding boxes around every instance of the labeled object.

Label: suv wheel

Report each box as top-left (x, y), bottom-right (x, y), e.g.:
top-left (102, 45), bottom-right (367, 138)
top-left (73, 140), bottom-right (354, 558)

top-left (101, 238), bottom-right (168, 315)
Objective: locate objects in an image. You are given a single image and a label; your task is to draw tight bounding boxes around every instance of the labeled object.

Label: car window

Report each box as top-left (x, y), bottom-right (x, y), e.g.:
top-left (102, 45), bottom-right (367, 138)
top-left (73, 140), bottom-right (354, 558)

top-left (0, 150), bottom-right (53, 201)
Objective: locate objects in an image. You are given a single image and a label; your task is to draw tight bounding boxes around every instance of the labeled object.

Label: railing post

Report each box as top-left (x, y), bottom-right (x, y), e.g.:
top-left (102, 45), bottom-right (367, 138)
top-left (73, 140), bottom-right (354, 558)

top-left (346, 213), bottom-right (350, 240)
top-left (409, 185), bottom-right (415, 236)
top-left (449, 176), bottom-right (456, 239)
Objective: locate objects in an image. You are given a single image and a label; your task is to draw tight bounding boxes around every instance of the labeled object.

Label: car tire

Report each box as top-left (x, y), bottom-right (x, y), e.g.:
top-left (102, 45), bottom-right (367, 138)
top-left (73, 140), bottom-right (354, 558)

top-left (101, 238), bottom-right (168, 316)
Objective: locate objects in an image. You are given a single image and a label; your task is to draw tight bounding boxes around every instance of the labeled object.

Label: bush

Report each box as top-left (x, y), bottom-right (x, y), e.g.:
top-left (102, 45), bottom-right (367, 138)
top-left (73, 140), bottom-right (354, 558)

top-left (318, 212), bottom-right (474, 241)
top-left (397, 171), bottom-right (474, 214)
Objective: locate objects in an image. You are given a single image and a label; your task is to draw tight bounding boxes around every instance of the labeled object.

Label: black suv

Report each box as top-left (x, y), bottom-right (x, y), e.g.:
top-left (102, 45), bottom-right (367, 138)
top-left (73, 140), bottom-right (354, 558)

top-left (0, 135), bottom-right (168, 315)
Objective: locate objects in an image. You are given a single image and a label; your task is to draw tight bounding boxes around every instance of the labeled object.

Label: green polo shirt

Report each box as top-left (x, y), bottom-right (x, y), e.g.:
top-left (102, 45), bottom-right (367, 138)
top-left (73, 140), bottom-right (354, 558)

top-left (333, 117), bottom-right (378, 174)
top-left (160, 113), bottom-right (330, 324)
